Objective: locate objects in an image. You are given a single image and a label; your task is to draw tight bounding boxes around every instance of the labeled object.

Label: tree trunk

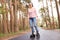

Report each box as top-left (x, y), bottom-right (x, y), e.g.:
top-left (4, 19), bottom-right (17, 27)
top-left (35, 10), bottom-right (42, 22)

top-left (55, 0), bottom-right (60, 28)
top-left (14, 0), bottom-right (19, 32)
top-left (19, 10), bottom-right (21, 30)
top-left (50, 0), bottom-right (55, 29)
top-left (42, 0), bottom-right (48, 27)
top-left (6, 2), bottom-right (11, 33)
top-left (10, 0), bottom-right (14, 32)
top-left (0, 14), bottom-right (2, 33)
top-left (0, 14), bottom-right (3, 33)
top-left (22, 17), bottom-right (25, 30)
top-left (46, 0), bottom-right (51, 29)
top-left (3, 13), bottom-right (8, 33)
top-left (59, 0), bottom-right (60, 5)
top-left (7, 13), bottom-right (11, 33)
top-left (2, 0), bottom-right (8, 34)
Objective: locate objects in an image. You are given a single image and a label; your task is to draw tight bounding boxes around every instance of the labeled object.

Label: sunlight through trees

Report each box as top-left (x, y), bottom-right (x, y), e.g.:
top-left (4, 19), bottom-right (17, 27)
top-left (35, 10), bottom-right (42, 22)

top-left (0, 0), bottom-right (59, 34)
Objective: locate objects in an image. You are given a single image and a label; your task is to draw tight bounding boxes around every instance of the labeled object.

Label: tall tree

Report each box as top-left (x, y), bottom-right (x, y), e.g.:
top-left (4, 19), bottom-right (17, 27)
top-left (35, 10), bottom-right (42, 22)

top-left (2, 0), bottom-right (8, 33)
top-left (50, 0), bottom-right (55, 29)
top-left (42, 0), bottom-right (48, 27)
top-left (0, 2), bottom-right (2, 33)
top-left (24, 0), bottom-right (31, 3)
top-left (5, 0), bottom-right (11, 33)
top-left (46, 0), bottom-right (51, 28)
top-left (39, 0), bottom-right (48, 27)
top-left (14, 0), bottom-right (19, 32)
top-left (0, 14), bottom-right (1, 33)
top-left (9, 0), bottom-right (15, 32)
top-left (55, 0), bottom-right (60, 28)
top-left (59, 0), bottom-right (60, 5)
top-left (0, 2), bottom-right (3, 33)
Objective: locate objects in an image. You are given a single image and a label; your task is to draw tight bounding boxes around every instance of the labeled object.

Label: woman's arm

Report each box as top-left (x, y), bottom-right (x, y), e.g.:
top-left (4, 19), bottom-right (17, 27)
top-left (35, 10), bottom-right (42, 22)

top-left (34, 8), bottom-right (38, 19)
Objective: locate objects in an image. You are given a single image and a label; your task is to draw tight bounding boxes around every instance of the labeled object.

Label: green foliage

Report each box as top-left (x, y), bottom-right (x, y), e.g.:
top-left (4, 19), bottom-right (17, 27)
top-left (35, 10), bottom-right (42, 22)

top-left (0, 32), bottom-right (19, 37)
top-left (39, 7), bottom-right (48, 13)
top-left (0, 6), bottom-right (6, 14)
top-left (0, 6), bottom-right (3, 14)
top-left (40, 8), bottom-right (45, 13)
top-left (24, 0), bottom-right (31, 3)
top-left (38, 0), bottom-right (43, 2)
top-left (0, 33), bottom-right (5, 37)
top-left (0, 27), bottom-right (30, 37)
top-left (39, 7), bottom-right (49, 26)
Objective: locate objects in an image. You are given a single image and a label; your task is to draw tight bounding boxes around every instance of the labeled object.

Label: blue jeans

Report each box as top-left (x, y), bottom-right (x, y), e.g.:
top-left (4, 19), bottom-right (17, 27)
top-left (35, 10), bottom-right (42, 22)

top-left (29, 17), bottom-right (38, 34)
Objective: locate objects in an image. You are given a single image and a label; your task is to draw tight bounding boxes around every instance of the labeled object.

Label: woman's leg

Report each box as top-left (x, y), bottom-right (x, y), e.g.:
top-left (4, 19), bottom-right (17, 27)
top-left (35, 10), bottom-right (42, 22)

top-left (33, 18), bottom-right (40, 37)
top-left (33, 18), bottom-right (38, 33)
top-left (29, 18), bottom-right (34, 34)
top-left (29, 18), bottom-right (35, 38)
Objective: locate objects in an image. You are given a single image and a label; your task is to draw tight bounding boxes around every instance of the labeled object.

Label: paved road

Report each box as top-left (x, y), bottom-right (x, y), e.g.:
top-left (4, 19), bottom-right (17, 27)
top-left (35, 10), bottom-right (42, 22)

top-left (9, 27), bottom-right (60, 40)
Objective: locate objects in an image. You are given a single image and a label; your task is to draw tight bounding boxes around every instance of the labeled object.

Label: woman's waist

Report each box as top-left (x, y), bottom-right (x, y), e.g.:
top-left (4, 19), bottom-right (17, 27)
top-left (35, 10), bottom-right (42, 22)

top-left (29, 16), bottom-right (36, 18)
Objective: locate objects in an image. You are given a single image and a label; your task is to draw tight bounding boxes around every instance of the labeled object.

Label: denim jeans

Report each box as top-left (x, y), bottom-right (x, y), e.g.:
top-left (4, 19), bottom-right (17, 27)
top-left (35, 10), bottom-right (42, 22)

top-left (29, 17), bottom-right (38, 34)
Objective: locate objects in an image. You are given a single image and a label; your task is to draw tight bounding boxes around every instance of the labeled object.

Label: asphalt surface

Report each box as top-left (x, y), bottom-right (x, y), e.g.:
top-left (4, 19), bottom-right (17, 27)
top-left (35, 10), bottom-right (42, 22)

top-left (9, 27), bottom-right (60, 40)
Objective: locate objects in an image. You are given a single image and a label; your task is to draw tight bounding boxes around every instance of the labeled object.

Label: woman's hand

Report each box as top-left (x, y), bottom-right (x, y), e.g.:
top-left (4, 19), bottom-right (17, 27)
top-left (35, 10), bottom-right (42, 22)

top-left (36, 16), bottom-right (38, 19)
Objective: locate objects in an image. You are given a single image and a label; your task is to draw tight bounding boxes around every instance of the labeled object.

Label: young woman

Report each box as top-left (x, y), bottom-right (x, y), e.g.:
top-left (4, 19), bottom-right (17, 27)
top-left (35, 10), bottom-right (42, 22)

top-left (28, 3), bottom-right (40, 38)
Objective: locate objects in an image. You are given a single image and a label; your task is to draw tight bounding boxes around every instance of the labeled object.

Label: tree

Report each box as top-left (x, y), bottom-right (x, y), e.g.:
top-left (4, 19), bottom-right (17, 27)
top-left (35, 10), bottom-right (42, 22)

top-left (24, 0), bottom-right (31, 3)
top-left (55, 0), bottom-right (60, 28)
top-left (9, 0), bottom-right (15, 32)
top-left (50, 0), bottom-right (55, 29)
top-left (1, 0), bottom-right (8, 33)
top-left (40, 8), bottom-right (45, 27)
top-left (42, 0), bottom-right (48, 27)
top-left (5, 0), bottom-right (11, 33)
top-left (0, 14), bottom-right (1, 33)
top-left (0, 3), bottom-right (3, 33)
top-left (59, 0), bottom-right (60, 5)
top-left (18, 0), bottom-right (30, 30)
top-left (14, 0), bottom-right (19, 32)
top-left (46, 0), bottom-right (51, 29)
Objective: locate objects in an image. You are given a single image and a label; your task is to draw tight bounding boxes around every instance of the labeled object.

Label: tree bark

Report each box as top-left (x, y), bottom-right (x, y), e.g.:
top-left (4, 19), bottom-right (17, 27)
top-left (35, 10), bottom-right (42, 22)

top-left (2, 0), bottom-right (8, 34)
top-left (10, 0), bottom-right (15, 32)
top-left (59, 0), bottom-right (60, 5)
top-left (14, 0), bottom-right (19, 32)
top-left (55, 0), bottom-right (60, 28)
top-left (0, 16), bottom-right (1, 33)
top-left (50, 0), bottom-right (55, 29)
top-left (42, 0), bottom-right (48, 27)
top-left (46, 0), bottom-right (52, 29)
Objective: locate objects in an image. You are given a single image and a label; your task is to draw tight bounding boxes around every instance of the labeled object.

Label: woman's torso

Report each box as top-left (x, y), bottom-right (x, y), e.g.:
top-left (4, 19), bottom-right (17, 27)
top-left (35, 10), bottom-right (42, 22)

top-left (28, 7), bottom-right (37, 18)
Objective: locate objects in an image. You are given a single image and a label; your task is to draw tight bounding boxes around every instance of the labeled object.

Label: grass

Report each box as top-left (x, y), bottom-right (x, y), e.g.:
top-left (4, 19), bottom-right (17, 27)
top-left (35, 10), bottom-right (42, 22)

top-left (0, 28), bottom-right (30, 38)
top-left (0, 33), bottom-right (6, 37)
top-left (0, 32), bottom-right (20, 37)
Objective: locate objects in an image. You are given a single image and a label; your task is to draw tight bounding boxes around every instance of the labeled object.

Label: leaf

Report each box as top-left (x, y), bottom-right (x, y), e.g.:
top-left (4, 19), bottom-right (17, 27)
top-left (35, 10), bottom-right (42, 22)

top-left (24, 0), bottom-right (31, 3)
top-left (0, 6), bottom-right (6, 14)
